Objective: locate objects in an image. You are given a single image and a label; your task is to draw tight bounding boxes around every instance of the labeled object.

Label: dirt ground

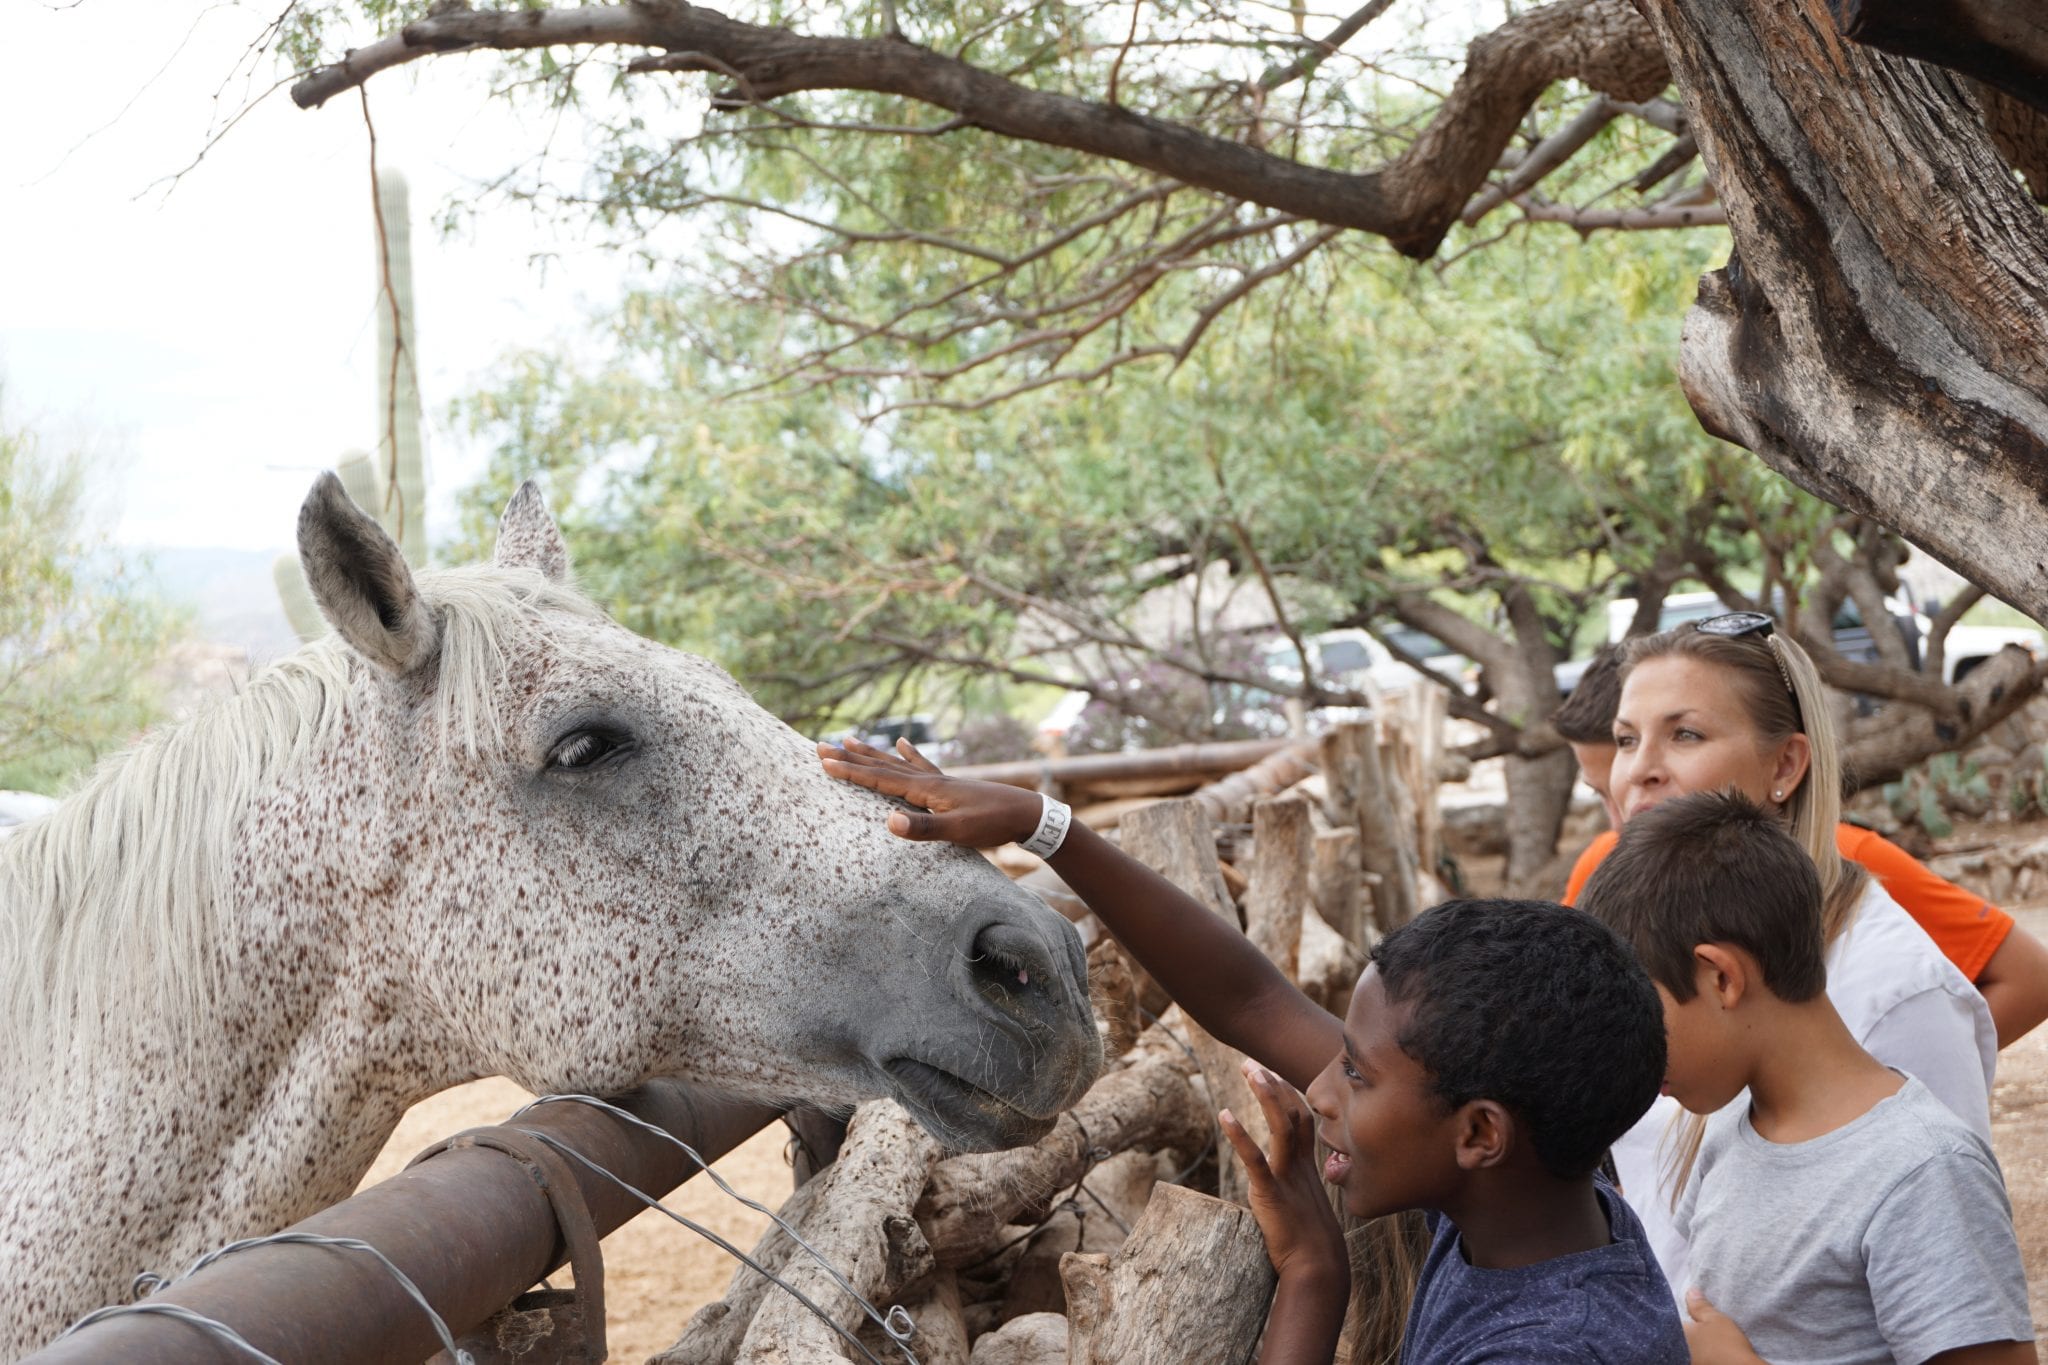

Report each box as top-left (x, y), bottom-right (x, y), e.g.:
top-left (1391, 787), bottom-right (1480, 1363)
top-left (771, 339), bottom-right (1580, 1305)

top-left (368, 915), bottom-right (2048, 1363)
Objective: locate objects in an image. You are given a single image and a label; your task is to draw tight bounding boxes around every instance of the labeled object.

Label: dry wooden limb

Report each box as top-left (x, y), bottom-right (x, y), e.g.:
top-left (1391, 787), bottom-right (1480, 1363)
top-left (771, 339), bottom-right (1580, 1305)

top-left (854, 1269), bottom-right (968, 1365)
top-left (732, 1102), bottom-right (943, 1364)
top-left (1322, 722), bottom-right (1419, 935)
top-left (949, 740), bottom-right (1290, 792)
top-left (1298, 905), bottom-right (1366, 1017)
top-left (994, 1148), bottom-right (1175, 1321)
top-left (966, 1313), bottom-right (1069, 1364)
top-left (1188, 742), bottom-right (1320, 826)
top-left (652, 1175), bottom-right (829, 1365)
top-left (917, 1054), bottom-right (1209, 1265)
top-left (1060, 1184), bottom-right (1277, 1365)
top-left (1311, 827), bottom-right (1365, 949)
top-left (1061, 773), bottom-right (1229, 801)
top-left (1215, 856), bottom-right (1250, 903)
top-left (1246, 795), bottom-right (1312, 983)
top-left (1085, 935), bottom-right (1141, 1061)
top-left (1118, 800), bottom-right (1262, 1206)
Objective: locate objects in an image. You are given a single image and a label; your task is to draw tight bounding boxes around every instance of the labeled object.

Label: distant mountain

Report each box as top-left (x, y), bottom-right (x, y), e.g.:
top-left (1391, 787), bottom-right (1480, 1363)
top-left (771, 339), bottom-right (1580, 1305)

top-left (140, 546), bottom-right (302, 664)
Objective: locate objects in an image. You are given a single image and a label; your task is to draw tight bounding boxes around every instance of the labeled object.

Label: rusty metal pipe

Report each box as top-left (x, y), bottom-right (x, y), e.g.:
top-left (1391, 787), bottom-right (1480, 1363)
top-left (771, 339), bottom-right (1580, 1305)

top-left (23, 1084), bottom-right (783, 1364)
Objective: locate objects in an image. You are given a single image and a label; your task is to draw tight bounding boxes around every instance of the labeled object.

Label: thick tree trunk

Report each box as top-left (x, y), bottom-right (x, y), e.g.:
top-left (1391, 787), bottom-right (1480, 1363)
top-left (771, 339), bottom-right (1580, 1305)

top-left (1645, 0), bottom-right (2048, 629)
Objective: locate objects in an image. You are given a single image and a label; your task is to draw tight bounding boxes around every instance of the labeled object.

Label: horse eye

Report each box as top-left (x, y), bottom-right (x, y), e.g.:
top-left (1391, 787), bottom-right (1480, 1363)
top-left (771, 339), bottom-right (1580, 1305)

top-left (546, 728), bottom-right (630, 772)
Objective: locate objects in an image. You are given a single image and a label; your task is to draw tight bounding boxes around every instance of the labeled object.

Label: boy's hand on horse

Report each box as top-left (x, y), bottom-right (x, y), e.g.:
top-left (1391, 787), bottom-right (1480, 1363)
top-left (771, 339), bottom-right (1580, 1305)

top-left (1223, 1060), bottom-right (1350, 1365)
top-left (817, 737), bottom-right (1041, 847)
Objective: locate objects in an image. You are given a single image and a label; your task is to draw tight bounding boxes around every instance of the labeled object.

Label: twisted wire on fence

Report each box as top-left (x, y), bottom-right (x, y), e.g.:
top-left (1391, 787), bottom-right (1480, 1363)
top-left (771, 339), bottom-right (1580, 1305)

top-left (517, 1093), bottom-right (922, 1364)
top-left (61, 1232), bottom-right (474, 1364)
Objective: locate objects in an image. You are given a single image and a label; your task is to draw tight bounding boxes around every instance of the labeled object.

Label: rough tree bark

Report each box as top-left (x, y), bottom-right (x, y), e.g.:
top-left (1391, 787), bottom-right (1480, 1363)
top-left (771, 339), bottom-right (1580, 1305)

top-left (1648, 0), bottom-right (2048, 629)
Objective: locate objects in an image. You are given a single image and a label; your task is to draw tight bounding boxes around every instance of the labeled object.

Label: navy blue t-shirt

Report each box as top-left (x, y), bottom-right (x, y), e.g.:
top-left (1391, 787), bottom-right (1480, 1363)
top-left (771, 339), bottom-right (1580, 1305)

top-left (1400, 1180), bottom-right (1686, 1363)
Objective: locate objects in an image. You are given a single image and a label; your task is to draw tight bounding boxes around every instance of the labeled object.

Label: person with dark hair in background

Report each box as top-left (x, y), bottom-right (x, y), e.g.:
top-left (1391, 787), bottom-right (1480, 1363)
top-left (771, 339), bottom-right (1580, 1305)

top-left (821, 736), bottom-right (1685, 1363)
top-left (1555, 646), bottom-right (2048, 1049)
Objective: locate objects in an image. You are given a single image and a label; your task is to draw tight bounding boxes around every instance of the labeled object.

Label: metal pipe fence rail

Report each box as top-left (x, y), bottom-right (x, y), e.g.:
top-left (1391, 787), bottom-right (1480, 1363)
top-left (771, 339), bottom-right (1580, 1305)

top-left (24, 1084), bottom-right (783, 1365)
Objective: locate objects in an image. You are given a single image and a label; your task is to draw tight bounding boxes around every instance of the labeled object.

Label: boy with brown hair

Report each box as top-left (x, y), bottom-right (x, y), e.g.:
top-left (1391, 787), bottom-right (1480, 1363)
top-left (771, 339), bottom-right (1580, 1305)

top-left (1579, 792), bottom-right (2033, 1364)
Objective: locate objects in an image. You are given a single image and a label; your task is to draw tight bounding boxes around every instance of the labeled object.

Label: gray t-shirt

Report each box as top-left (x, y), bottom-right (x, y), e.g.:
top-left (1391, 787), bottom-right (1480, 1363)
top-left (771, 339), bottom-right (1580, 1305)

top-left (1675, 1075), bottom-right (2031, 1364)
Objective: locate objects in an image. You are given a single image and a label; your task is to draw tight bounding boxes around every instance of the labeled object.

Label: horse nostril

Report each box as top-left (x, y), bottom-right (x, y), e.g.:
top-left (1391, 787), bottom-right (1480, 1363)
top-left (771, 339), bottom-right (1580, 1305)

top-left (970, 922), bottom-right (1057, 1006)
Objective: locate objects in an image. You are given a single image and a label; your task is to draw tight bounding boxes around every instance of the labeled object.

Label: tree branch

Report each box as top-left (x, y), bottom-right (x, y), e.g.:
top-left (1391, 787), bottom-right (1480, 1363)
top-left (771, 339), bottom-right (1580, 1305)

top-left (1461, 94), bottom-right (1620, 225)
top-left (1256, 0), bottom-right (1402, 93)
top-left (294, 0), bottom-right (1672, 259)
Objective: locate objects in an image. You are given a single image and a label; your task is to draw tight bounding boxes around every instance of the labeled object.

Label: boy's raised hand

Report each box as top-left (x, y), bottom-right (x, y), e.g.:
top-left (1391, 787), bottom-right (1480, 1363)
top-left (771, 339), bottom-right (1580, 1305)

top-left (1222, 1060), bottom-right (1350, 1365)
top-left (1221, 1060), bottom-right (1348, 1280)
top-left (818, 737), bottom-right (1042, 847)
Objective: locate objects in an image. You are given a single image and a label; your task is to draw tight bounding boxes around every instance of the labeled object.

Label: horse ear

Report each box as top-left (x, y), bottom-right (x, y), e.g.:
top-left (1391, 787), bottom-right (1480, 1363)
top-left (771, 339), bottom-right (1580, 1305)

top-left (494, 481), bottom-right (570, 583)
top-left (296, 472), bottom-right (441, 675)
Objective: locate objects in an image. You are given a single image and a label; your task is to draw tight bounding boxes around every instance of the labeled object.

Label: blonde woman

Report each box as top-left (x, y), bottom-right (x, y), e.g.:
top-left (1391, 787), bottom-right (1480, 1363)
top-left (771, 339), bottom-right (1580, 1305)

top-left (1602, 613), bottom-right (1996, 1299)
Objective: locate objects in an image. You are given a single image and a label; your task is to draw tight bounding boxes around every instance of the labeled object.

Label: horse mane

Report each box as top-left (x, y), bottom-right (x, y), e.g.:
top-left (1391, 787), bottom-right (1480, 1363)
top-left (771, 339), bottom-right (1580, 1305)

top-left (0, 563), bottom-right (604, 1075)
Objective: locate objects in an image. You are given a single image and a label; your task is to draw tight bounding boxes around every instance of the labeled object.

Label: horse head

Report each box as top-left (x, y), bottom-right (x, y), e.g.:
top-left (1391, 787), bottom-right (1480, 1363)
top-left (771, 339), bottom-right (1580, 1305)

top-left (294, 473), bottom-right (1102, 1150)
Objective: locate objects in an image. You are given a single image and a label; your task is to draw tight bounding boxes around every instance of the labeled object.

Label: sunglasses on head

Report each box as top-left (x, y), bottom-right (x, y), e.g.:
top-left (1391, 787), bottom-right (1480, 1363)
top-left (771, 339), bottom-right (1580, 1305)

top-left (1690, 610), bottom-right (1801, 710)
top-left (1693, 611), bottom-right (1776, 639)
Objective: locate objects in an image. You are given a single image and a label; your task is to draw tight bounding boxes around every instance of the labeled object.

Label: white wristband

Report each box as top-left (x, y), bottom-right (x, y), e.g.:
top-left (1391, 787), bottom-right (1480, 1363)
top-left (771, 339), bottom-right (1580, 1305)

top-left (1018, 792), bottom-right (1073, 859)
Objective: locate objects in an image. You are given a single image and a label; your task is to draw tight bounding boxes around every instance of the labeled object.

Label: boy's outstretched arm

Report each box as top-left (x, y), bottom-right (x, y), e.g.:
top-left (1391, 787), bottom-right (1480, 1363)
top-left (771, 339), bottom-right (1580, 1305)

top-left (819, 739), bottom-right (1343, 1090)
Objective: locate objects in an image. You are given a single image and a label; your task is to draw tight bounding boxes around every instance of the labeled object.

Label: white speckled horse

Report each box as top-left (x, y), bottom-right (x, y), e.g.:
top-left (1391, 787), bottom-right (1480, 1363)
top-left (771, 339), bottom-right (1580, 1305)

top-left (0, 476), bottom-right (1100, 1357)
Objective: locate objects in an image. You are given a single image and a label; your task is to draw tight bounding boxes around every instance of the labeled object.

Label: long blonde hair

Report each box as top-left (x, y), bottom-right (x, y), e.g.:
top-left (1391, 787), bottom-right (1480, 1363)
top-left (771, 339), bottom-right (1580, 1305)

top-left (1617, 621), bottom-right (1868, 1200)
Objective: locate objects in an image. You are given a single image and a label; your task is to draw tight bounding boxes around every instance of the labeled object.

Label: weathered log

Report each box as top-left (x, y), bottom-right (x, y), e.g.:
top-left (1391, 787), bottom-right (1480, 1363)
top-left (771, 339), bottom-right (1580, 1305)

top-left (966, 1312), bottom-right (1069, 1365)
top-left (1215, 855), bottom-right (1251, 903)
top-left (1188, 742), bottom-right (1321, 826)
top-left (1118, 800), bottom-right (1262, 1205)
top-left (651, 1174), bottom-right (829, 1365)
top-left (854, 1269), bottom-right (969, 1365)
top-left (916, 1054), bottom-right (1209, 1265)
top-left (731, 1102), bottom-right (942, 1364)
top-left (1246, 795), bottom-right (1313, 982)
top-left (1086, 934), bottom-right (1142, 1061)
top-left (949, 740), bottom-right (1290, 792)
top-left (1321, 723), bottom-right (1420, 934)
top-left (1298, 905), bottom-right (1366, 1017)
top-left (994, 1148), bottom-right (1175, 1322)
top-left (1059, 1184), bottom-right (1277, 1365)
top-left (1311, 827), bottom-right (1366, 950)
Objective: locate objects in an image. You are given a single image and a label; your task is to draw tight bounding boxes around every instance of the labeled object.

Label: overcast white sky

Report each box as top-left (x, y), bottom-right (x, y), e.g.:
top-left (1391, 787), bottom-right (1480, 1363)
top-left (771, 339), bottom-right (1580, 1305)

top-left (2, 0), bottom-right (632, 553)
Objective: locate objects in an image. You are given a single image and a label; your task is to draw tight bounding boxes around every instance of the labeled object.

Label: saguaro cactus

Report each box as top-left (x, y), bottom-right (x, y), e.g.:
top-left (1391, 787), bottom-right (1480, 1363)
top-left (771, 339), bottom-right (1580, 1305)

top-left (276, 167), bottom-right (428, 642)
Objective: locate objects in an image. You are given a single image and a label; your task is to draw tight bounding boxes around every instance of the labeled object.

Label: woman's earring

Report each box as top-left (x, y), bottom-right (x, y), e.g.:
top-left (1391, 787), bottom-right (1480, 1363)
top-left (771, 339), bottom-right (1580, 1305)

top-left (1773, 789), bottom-right (1784, 801)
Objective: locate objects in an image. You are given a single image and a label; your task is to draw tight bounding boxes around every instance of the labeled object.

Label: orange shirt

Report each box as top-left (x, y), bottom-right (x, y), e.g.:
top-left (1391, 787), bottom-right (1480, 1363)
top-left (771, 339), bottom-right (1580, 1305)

top-left (1563, 823), bottom-right (2014, 982)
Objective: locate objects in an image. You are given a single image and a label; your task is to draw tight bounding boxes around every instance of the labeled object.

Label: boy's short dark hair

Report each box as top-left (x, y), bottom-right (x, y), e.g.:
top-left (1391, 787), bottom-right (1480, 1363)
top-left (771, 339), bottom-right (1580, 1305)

top-left (1370, 898), bottom-right (1665, 1179)
top-left (1578, 791), bottom-right (1826, 1004)
top-left (1550, 647), bottom-right (1621, 744)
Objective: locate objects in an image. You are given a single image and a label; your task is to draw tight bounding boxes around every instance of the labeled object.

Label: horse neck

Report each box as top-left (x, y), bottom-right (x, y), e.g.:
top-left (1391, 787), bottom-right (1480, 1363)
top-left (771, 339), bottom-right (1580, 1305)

top-left (10, 692), bottom-right (479, 1269)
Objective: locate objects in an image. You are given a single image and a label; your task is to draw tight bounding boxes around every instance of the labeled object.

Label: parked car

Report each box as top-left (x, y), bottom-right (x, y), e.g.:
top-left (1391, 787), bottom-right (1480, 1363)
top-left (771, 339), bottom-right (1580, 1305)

top-left (1256, 627), bottom-right (1474, 699)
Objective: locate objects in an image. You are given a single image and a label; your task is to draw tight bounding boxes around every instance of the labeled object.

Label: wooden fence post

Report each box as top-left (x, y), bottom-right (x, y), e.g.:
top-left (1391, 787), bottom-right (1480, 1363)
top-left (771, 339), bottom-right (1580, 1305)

top-left (1059, 1184), bottom-right (1276, 1364)
top-left (1245, 794), bottom-right (1312, 982)
top-left (1119, 800), bottom-right (1262, 1206)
